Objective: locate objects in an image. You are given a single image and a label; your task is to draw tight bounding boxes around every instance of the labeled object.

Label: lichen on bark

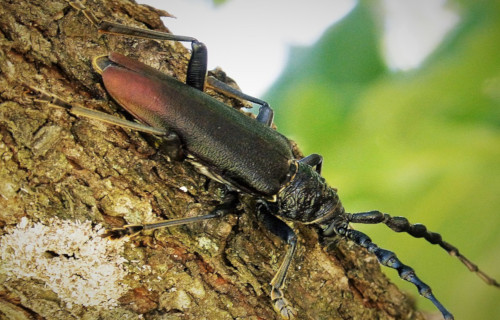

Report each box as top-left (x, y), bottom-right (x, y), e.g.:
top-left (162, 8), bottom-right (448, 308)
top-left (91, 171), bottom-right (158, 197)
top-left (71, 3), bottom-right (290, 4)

top-left (0, 1), bottom-right (425, 319)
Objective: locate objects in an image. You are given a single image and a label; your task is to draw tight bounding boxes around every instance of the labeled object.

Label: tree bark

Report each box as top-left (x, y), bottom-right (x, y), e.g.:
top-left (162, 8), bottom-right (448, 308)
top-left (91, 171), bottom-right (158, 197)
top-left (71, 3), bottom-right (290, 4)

top-left (0, 1), bottom-right (425, 319)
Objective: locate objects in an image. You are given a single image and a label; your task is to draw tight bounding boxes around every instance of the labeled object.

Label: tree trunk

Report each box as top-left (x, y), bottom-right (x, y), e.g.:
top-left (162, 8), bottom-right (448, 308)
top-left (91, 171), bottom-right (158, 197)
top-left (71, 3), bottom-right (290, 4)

top-left (0, 1), bottom-right (425, 319)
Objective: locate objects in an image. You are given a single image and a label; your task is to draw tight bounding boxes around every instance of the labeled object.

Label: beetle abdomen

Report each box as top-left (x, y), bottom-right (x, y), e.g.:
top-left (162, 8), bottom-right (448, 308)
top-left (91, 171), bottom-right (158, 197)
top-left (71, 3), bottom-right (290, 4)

top-left (99, 53), bottom-right (294, 196)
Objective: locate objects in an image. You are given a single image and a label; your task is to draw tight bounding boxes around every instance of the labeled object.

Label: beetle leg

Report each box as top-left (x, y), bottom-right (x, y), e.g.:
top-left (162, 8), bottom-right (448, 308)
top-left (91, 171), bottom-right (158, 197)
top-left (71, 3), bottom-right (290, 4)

top-left (28, 86), bottom-right (184, 160)
top-left (348, 211), bottom-right (500, 288)
top-left (207, 76), bottom-right (274, 127)
top-left (66, 0), bottom-right (207, 91)
top-left (257, 203), bottom-right (298, 319)
top-left (27, 86), bottom-right (168, 135)
top-left (299, 154), bottom-right (323, 174)
top-left (255, 103), bottom-right (274, 127)
top-left (66, 0), bottom-right (196, 42)
top-left (104, 193), bottom-right (237, 239)
top-left (338, 227), bottom-right (454, 320)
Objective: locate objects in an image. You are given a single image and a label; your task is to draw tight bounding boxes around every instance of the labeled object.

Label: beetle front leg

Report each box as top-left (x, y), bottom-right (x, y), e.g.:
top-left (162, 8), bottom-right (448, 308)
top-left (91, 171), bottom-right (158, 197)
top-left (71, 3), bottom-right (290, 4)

top-left (299, 154), bottom-right (323, 174)
top-left (257, 203), bottom-right (298, 319)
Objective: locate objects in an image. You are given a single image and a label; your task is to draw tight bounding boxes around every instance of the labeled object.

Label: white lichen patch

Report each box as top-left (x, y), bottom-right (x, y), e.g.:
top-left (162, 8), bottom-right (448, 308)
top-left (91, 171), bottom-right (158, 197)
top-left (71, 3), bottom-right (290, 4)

top-left (0, 217), bottom-right (129, 308)
top-left (188, 278), bottom-right (206, 299)
top-left (197, 236), bottom-right (219, 252)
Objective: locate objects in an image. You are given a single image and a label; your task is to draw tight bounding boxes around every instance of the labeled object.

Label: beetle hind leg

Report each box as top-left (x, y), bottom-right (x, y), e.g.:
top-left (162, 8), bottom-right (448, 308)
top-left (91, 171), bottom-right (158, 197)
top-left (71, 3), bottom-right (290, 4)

top-left (27, 86), bottom-right (166, 134)
top-left (67, 1), bottom-right (276, 118)
top-left (27, 86), bottom-right (185, 160)
top-left (66, 0), bottom-right (207, 91)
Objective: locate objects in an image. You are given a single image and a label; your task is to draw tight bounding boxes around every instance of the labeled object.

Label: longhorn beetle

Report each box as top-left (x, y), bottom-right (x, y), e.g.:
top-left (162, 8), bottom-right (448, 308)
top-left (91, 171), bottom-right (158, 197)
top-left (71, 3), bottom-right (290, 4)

top-left (31, 1), bottom-right (499, 319)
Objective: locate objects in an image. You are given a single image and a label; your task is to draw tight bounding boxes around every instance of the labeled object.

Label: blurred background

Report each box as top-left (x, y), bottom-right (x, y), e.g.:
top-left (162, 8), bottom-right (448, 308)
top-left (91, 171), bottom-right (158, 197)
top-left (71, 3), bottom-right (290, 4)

top-left (140, 0), bottom-right (499, 319)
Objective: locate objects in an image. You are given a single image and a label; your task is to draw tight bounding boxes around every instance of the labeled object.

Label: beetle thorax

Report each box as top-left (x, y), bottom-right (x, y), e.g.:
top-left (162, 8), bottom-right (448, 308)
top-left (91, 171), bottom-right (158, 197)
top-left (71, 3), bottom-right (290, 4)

top-left (272, 161), bottom-right (345, 224)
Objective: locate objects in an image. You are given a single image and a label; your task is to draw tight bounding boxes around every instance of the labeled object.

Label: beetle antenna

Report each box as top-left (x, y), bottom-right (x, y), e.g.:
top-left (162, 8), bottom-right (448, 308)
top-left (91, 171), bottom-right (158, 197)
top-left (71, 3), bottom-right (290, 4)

top-left (339, 227), bottom-right (455, 320)
top-left (348, 211), bottom-right (499, 287)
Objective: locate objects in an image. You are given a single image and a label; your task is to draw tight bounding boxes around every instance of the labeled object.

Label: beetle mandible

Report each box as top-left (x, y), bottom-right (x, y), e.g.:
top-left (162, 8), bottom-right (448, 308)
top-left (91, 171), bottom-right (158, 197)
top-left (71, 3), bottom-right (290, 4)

top-left (31, 1), bottom-right (499, 319)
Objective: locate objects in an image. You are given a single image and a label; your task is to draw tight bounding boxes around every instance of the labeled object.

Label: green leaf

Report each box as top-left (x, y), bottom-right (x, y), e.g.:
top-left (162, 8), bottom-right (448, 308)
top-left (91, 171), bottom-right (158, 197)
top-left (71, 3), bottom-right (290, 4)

top-left (265, 0), bottom-right (500, 318)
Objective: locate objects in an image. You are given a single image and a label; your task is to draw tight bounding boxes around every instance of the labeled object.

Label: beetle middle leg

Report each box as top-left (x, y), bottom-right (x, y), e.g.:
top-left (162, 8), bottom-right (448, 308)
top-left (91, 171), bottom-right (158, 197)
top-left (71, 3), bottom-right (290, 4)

top-left (206, 76), bottom-right (275, 127)
top-left (105, 193), bottom-right (238, 239)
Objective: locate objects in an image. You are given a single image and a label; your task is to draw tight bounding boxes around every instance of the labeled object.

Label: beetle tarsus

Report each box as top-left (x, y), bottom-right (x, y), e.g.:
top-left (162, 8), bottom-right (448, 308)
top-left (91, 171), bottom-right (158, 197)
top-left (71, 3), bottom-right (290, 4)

top-left (271, 287), bottom-right (297, 319)
top-left (103, 225), bottom-right (144, 239)
top-left (66, 0), bottom-right (100, 27)
top-left (258, 203), bottom-right (299, 317)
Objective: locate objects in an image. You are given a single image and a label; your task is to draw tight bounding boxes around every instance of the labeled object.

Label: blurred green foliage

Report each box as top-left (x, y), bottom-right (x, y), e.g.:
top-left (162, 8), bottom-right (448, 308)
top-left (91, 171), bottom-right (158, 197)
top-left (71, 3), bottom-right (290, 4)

top-left (212, 0), bottom-right (229, 7)
top-left (265, 0), bottom-right (500, 319)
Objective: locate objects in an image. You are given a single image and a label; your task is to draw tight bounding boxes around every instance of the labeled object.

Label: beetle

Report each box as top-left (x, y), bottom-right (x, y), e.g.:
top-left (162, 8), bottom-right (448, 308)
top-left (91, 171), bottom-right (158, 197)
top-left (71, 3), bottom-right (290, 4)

top-left (30, 1), bottom-right (499, 319)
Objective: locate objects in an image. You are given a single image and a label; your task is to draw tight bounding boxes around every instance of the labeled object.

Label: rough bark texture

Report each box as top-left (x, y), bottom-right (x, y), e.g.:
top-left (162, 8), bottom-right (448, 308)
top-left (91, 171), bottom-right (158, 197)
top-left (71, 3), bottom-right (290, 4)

top-left (0, 1), bottom-right (426, 319)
